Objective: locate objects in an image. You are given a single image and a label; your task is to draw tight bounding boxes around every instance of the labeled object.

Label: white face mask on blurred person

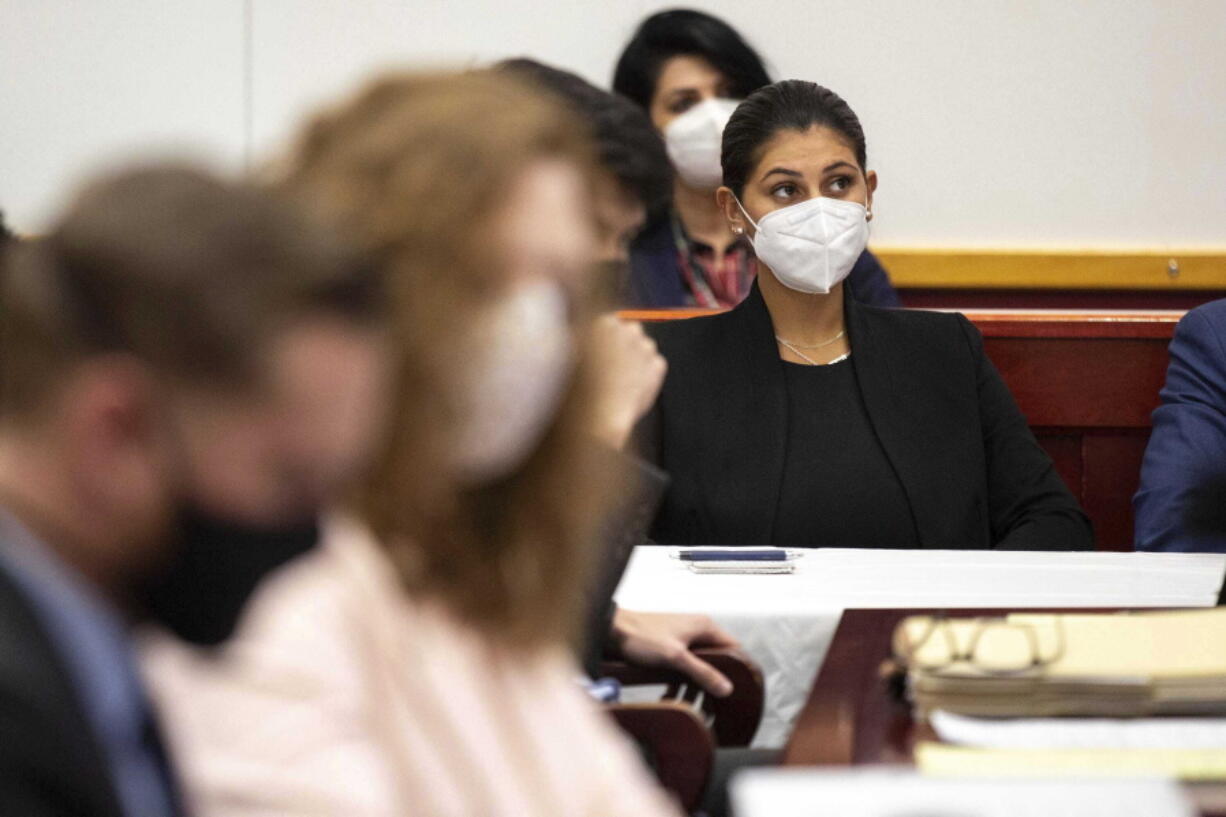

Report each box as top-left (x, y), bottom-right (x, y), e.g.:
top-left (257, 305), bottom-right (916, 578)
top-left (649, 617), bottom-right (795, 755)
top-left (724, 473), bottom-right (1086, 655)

top-left (663, 98), bottom-right (741, 190)
top-left (734, 195), bottom-right (870, 295)
top-left (449, 278), bottom-right (574, 482)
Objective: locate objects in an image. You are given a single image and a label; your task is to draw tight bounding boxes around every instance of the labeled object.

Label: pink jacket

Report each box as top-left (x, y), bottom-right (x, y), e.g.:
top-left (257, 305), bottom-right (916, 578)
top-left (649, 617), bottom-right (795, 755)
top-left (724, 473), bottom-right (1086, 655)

top-left (143, 515), bottom-right (681, 817)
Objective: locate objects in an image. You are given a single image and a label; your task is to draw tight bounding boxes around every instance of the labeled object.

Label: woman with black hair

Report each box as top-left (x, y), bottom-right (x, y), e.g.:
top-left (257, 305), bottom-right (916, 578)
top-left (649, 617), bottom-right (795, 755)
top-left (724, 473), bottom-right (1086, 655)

top-left (638, 80), bottom-right (1093, 551)
top-left (613, 9), bottom-right (898, 309)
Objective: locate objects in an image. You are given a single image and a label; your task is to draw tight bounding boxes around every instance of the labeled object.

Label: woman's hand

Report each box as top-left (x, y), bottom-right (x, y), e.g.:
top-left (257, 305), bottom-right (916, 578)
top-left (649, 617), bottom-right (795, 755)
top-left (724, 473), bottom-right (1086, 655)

top-left (587, 315), bottom-right (667, 450)
top-left (610, 609), bottom-right (740, 697)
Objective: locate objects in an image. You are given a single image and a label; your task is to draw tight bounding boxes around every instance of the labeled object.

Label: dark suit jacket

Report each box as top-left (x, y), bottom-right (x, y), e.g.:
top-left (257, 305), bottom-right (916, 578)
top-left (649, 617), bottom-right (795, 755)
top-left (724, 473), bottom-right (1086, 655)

top-left (625, 215), bottom-right (901, 309)
top-left (637, 283), bottom-right (1093, 550)
top-left (1135, 298), bottom-right (1226, 552)
top-left (579, 449), bottom-right (669, 678)
top-left (0, 567), bottom-right (125, 817)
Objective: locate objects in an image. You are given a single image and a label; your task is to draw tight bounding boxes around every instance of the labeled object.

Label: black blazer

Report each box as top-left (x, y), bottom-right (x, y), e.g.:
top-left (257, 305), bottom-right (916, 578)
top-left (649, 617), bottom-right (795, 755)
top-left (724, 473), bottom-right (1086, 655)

top-left (639, 283), bottom-right (1093, 550)
top-left (0, 567), bottom-right (125, 817)
top-left (578, 449), bottom-right (669, 678)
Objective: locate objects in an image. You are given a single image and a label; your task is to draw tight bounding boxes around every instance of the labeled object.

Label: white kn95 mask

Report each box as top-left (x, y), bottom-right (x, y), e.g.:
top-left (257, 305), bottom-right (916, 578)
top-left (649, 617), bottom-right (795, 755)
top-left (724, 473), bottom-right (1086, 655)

top-left (663, 98), bottom-right (741, 190)
top-left (734, 195), bottom-right (870, 294)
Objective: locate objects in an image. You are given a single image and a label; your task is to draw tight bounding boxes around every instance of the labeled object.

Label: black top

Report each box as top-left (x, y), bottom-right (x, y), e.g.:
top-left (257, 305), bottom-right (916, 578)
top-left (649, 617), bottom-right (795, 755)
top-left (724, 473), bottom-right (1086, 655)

top-left (637, 282), bottom-right (1093, 550)
top-left (773, 358), bottom-right (919, 548)
top-left (579, 448), bottom-right (669, 678)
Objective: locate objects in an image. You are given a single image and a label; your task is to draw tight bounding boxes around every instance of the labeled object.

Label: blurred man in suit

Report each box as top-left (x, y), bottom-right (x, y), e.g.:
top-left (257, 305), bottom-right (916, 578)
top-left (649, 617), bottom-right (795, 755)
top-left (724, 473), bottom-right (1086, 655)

top-left (0, 165), bottom-right (388, 816)
top-left (497, 58), bottom-right (743, 696)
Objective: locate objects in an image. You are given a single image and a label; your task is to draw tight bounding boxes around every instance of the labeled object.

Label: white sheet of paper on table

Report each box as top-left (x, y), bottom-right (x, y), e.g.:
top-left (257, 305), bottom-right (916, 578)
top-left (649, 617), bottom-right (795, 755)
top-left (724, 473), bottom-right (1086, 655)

top-left (933, 709), bottom-right (1226, 749)
top-left (731, 768), bottom-right (1196, 817)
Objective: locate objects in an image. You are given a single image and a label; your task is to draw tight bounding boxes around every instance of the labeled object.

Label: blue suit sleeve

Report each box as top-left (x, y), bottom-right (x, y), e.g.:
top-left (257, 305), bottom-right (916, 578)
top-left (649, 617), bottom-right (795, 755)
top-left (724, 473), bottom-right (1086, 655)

top-left (847, 249), bottom-right (901, 308)
top-left (1134, 303), bottom-right (1226, 551)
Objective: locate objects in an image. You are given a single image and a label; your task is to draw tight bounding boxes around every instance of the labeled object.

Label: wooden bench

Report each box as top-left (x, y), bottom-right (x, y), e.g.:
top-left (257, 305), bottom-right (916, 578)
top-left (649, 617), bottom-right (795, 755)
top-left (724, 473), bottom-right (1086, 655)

top-left (620, 308), bottom-right (1182, 551)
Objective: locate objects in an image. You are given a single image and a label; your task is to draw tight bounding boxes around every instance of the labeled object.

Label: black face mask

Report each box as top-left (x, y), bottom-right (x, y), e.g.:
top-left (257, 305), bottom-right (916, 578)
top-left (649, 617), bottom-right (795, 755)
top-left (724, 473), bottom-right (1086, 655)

top-left (135, 506), bottom-right (320, 647)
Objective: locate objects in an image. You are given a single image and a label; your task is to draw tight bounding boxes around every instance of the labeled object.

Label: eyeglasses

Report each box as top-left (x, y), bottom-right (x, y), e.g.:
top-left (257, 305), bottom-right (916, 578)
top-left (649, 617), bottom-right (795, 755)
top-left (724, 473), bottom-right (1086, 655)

top-left (892, 614), bottom-right (1066, 676)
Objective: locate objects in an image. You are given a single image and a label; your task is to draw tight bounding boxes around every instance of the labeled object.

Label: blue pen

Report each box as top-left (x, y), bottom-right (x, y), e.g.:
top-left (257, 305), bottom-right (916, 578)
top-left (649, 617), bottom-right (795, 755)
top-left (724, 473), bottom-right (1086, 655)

top-left (678, 549), bottom-right (789, 561)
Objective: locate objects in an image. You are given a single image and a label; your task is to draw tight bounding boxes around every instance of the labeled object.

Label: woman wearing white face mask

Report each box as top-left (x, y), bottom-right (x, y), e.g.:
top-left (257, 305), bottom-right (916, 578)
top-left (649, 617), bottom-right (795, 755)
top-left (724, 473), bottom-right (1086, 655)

top-left (613, 9), bottom-right (899, 310)
top-left (637, 80), bottom-right (1093, 552)
top-left (143, 71), bottom-right (681, 817)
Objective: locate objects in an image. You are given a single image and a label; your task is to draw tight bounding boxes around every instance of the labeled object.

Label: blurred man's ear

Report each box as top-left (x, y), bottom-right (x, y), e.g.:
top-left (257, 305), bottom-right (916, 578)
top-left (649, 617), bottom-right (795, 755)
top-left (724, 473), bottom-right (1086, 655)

top-left (64, 357), bottom-right (169, 514)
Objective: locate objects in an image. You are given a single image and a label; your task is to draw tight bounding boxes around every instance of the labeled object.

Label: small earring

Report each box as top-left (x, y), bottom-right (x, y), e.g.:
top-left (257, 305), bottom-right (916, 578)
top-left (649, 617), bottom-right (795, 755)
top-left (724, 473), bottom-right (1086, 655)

top-left (732, 226), bottom-right (744, 235)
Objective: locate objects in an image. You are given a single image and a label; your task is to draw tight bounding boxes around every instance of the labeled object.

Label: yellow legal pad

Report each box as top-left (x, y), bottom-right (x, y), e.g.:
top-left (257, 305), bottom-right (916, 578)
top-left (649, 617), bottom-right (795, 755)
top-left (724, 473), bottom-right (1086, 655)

top-left (917, 742), bottom-right (1226, 781)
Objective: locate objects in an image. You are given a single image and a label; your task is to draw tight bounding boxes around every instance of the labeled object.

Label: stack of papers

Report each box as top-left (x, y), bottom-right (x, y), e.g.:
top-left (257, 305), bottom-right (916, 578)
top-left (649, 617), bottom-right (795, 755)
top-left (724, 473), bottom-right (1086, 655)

top-left (921, 711), bottom-right (1226, 780)
top-left (900, 609), bottom-right (1226, 718)
top-left (931, 710), bottom-right (1226, 749)
top-left (917, 743), bottom-right (1226, 782)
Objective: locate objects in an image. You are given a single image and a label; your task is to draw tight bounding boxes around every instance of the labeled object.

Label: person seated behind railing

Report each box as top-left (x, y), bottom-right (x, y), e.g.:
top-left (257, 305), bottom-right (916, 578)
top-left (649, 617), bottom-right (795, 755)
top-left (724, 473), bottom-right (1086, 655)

top-left (613, 9), bottom-right (898, 309)
top-left (636, 80), bottom-right (1093, 551)
top-left (1135, 297), bottom-right (1226, 552)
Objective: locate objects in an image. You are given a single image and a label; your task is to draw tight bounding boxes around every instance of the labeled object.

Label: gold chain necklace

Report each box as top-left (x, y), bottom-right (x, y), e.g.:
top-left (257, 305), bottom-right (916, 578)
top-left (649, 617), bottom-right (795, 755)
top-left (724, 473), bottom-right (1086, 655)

top-left (774, 328), bottom-right (845, 349)
top-left (774, 328), bottom-right (846, 365)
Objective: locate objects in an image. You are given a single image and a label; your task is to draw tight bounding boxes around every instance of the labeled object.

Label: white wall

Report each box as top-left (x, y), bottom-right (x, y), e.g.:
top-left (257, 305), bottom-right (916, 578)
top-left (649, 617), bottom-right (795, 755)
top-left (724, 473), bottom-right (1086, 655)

top-left (2, 1), bottom-right (247, 230)
top-left (3, 0), bottom-right (1224, 248)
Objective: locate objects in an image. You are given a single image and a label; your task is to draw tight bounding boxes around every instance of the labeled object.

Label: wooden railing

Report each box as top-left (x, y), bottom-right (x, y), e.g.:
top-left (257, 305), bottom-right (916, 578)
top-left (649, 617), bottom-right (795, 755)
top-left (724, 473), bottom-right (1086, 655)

top-left (878, 249), bottom-right (1225, 310)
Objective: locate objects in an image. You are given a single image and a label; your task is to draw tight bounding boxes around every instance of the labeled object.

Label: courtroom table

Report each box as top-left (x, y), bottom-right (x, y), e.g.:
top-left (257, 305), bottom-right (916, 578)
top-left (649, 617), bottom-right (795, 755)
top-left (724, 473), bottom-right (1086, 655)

top-left (782, 608), bottom-right (1226, 816)
top-left (620, 307), bottom-right (1183, 550)
top-left (614, 547), bottom-right (1223, 749)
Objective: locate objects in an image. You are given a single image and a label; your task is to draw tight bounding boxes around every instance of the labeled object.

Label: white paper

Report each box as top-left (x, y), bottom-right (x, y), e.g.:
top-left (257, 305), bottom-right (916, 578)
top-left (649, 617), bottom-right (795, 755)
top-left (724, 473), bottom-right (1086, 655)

top-left (731, 768), bottom-right (1196, 817)
top-left (933, 709), bottom-right (1226, 750)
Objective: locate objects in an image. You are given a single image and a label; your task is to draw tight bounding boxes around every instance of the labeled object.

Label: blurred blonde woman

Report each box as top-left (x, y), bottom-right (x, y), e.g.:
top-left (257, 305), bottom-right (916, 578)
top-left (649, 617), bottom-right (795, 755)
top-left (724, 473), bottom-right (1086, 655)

top-left (144, 70), bottom-right (680, 817)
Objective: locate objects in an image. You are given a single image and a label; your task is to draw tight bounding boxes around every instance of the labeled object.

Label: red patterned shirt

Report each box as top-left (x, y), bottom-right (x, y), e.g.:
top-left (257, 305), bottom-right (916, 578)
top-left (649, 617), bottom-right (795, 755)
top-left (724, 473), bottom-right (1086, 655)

top-left (671, 213), bottom-right (756, 308)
